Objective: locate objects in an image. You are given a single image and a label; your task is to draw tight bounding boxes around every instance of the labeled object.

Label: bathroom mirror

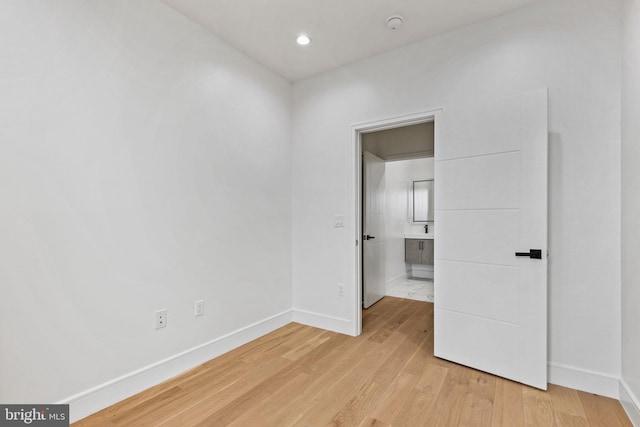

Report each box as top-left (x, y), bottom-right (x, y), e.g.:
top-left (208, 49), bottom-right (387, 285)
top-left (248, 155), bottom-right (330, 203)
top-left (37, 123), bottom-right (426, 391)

top-left (413, 179), bottom-right (434, 223)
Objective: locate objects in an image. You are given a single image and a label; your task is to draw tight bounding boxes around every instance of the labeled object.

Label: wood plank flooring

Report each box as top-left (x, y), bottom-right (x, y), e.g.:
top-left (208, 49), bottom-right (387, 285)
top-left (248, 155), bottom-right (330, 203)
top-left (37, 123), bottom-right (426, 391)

top-left (73, 297), bottom-right (632, 426)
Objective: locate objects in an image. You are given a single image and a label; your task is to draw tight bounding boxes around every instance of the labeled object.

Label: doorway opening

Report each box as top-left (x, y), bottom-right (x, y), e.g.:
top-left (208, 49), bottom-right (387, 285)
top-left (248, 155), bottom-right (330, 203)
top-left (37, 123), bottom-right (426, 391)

top-left (382, 157), bottom-right (434, 303)
top-left (351, 110), bottom-right (440, 335)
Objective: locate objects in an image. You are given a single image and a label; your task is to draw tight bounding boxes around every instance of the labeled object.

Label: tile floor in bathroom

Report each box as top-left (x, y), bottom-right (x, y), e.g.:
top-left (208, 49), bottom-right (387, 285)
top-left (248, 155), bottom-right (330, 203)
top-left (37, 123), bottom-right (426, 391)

top-left (386, 278), bottom-right (434, 302)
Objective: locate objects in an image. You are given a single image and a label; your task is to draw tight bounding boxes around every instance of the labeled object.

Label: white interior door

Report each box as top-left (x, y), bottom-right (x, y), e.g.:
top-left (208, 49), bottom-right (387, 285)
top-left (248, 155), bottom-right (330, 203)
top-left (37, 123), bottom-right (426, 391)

top-left (434, 89), bottom-right (548, 389)
top-left (363, 151), bottom-right (386, 309)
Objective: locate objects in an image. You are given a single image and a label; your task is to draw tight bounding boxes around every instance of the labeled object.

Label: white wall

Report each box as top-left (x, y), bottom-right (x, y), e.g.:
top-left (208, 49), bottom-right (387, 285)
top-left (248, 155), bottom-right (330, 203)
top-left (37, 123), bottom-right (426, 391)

top-left (621, 0), bottom-right (640, 422)
top-left (292, 0), bottom-right (622, 396)
top-left (0, 0), bottom-right (292, 417)
top-left (384, 158), bottom-right (434, 285)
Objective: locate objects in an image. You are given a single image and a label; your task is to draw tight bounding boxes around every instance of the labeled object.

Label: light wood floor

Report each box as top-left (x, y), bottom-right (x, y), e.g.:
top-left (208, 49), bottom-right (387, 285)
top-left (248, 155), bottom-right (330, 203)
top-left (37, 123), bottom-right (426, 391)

top-left (74, 297), bottom-right (632, 426)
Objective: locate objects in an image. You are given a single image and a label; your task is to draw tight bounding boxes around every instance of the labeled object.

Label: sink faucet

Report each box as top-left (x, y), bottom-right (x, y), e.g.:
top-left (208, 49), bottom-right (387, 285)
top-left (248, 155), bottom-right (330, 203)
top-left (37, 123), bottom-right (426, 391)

top-left (424, 224), bottom-right (429, 233)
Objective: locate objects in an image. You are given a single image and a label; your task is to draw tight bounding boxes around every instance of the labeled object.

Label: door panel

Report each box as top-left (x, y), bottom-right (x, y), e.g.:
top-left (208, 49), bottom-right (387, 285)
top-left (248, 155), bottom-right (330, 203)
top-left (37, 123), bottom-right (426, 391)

top-left (437, 210), bottom-right (519, 266)
top-left (436, 152), bottom-right (520, 210)
top-left (437, 97), bottom-right (521, 160)
top-left (363, 151), bottom-right (386, 309)
top-left (435, 260), bottom-right (519, 323)
top-left (435, 310), bottom-right (521, 380)
top-left (434, 89), bottom-right (548, 390)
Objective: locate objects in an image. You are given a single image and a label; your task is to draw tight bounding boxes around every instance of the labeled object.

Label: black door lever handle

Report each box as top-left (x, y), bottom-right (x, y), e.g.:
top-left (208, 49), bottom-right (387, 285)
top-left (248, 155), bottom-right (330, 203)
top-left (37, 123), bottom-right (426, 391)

top-left (515, 249), bottom-right (542, 259)
top-left (363, 235), bottom-right (376, 240)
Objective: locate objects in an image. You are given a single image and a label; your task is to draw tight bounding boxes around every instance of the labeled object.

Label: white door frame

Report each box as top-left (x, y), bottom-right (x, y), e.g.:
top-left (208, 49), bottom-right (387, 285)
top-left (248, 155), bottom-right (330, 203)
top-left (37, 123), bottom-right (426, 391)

top-left (350, 109), bottom-right (441, 336)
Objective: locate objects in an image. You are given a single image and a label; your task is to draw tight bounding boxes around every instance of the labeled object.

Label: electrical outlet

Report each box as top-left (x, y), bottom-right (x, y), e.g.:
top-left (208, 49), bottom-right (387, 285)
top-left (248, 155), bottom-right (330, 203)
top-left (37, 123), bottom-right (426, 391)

top-left (194, 300), bottom-right (204, 317)
top-left (155, 309), bottom-right (167, 329)
top-left (338, 283), bottom-right (344, 296)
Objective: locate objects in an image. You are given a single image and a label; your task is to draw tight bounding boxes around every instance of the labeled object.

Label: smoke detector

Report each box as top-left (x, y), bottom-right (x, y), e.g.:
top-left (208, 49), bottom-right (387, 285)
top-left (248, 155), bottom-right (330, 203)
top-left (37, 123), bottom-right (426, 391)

top-left (386, 15), bottom-right (404, 30)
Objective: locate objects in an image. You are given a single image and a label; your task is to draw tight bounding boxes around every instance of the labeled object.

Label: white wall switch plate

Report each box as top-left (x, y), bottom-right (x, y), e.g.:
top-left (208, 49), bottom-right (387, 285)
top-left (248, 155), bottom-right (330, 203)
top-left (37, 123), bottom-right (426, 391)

top-left (334, 215), bottom-right (344, 228)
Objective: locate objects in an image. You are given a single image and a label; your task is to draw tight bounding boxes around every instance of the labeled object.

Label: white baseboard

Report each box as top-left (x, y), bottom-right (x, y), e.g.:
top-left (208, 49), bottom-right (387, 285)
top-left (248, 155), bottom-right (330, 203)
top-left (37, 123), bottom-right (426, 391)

top-left (292, 309), bottom-right (354, 336)
top-left (620, 379), bottom-right (640, 427)
top-left (60, 309), bottom-right (294, 424)
top-left (548, 362), bottom-right (620, 398)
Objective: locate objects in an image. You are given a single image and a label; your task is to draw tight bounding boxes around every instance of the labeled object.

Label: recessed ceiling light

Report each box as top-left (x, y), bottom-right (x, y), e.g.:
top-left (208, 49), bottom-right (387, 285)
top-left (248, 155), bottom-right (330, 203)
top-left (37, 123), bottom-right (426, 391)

top-left (296, 34), bottom-right (311, 46)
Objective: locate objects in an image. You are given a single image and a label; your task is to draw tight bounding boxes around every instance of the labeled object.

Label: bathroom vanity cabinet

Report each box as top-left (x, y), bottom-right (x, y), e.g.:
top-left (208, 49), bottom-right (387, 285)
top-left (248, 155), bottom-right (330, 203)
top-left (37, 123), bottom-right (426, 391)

top-left (405, 238), bottom-right (434, 265)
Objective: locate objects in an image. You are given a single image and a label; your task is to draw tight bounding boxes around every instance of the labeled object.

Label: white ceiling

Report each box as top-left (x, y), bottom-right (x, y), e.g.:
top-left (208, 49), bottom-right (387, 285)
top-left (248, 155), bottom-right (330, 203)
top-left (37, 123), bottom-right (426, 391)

top-left (161, 0), bottom-right (544, 82)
